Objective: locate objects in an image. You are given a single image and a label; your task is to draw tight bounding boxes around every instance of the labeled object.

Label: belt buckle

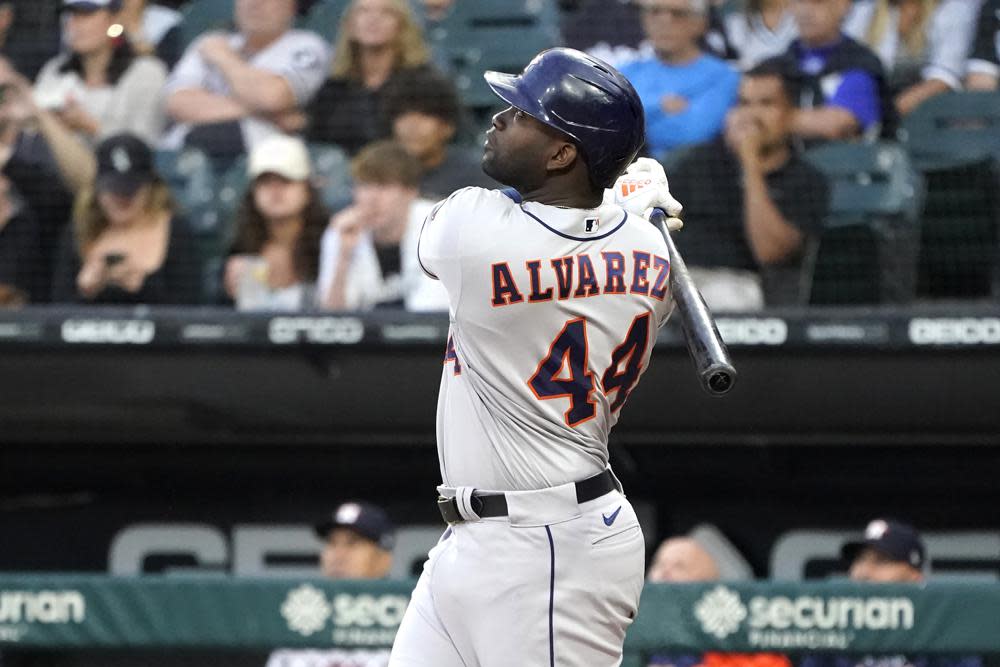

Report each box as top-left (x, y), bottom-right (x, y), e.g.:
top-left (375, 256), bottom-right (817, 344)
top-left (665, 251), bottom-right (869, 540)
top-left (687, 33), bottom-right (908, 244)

top-left (437, 496), bottom-right (464, 525)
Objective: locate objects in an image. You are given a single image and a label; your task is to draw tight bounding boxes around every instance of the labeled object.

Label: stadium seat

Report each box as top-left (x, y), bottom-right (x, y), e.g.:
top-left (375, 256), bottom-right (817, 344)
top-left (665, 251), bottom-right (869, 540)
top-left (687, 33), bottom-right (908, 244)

top-left (898, 93), bottom-right (1000, 299)
top-left (309, 142), bottom-right (354, 211)
top-left (302, 0), bottom-right (353, 41)
top-left (898, 91), bottom-right (1000, 171)
top-left (178, 0), bottom-right (236, 51)
top-left (802, 141), bottom-right (925, 304)
top-left (428, 0), bottom-right (562, 110)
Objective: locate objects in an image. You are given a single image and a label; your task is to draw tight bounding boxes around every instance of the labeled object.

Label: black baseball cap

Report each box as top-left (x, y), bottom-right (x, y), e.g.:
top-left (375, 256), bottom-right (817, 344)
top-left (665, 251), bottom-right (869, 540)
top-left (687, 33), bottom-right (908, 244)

top-left (95, 133), bottom-right (156, 198)
top-left (315, 501), bottom-right (396, 551)
top-left (841, 519), bottom-right (926, 569)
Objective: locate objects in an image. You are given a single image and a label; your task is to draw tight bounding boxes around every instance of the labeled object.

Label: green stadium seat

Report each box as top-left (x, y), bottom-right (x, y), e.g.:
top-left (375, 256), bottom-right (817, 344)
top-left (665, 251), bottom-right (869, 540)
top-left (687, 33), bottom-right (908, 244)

top-left (429, 0), bottom-right (561, 109)
top-left (898, 91), bottom-right (1000, 171)
top-left (309, 142), bottom-right (353, 211)
top-left (897, 93), bottom-right (1000, 299)
top-left (803, 141), bottom-right (925, 304)
top-left (178, 0), bottom-right (236, 51)
top-left (302, 0), bottom-right (352, 42)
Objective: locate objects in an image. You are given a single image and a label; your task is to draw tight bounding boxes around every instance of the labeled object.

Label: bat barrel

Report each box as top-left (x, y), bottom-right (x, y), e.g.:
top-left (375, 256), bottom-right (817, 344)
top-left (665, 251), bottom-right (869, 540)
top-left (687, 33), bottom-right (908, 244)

top-left (649, 208), bottom-right (737, 397)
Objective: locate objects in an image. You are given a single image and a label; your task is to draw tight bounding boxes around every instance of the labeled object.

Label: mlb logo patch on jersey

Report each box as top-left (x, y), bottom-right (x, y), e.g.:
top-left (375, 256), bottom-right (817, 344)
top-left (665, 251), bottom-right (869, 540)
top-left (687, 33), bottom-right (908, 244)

top-left (584, 217), bottom-right (600, 234)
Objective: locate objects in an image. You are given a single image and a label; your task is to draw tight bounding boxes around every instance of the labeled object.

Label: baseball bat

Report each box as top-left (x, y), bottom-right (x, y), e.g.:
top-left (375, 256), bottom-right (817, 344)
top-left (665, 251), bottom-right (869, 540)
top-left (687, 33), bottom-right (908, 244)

top-left (649, 208), bottom-right (737, 397)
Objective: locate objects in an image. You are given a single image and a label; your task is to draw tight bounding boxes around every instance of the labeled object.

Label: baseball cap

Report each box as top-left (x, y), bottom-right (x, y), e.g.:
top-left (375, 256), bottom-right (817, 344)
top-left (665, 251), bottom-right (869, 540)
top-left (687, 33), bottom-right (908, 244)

top-left (248, 135), bottom-right (312, 181)
top-left (95, 133), bottom-right (156, 198)
top-left (62, 0), bottom-right (123, 12)
top-left (841, 519), bottom-right (926, 569)
top-left (315, 501), bottom-right (396, 551)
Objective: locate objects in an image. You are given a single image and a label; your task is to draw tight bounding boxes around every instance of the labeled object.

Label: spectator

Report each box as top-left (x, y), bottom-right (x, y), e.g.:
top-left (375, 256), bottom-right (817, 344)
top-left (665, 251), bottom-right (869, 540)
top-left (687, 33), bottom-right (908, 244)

top-left (703, 0), bottom-right (742, 62)
top-left (799, 519), bottom-right (983, 667)
top-left (117, 0), bottom-right (184, 69)
top-left (561, 0), bottom-right (648, 68)
top-left (765, 0), bottom-right (894, 141)
top-left (380, 68), bottom-right (497, 200)
top-left (223, 135), bottom-right (326, 310)
top-left (724, 0), bottom-right (799, 70)
top-left (316, 501), bottom-right (395, 579)
top-left (0, 0), bottom-right (61, 81)
top-left (164, 0), bottom-right (330, 163)
top-left (306, 0), bottom-right (435, 155)
top-left (0, 173), bottom-right (40, 305)
top-left (50, 133), bottom-right (201, 304)
top-left (30, 0), bottom-right (167, 145)
top-left (647, 536), bottom-right (792, 667)
top-left (318, 140), bottom-right (448, 311)
top-left (966, 0), bottom-right (999, 90)
top-left (265, 501), bottom-right (395, 667)
top-left (669, 61), bottom-right (829, 309)
top-left (619, 0), bottom-right (740, 158)
top-left (844, 0), bottom-right (980, 115)
top-left (841, 518), bottom-right (925, 582)
top-left (647, 536), bottom-right (721, 582)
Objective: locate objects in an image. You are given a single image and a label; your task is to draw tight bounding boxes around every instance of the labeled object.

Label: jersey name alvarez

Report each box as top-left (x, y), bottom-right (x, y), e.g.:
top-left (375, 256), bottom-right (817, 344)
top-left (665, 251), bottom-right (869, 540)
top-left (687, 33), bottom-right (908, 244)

top-left (490, 250), bottom-right (670, 307)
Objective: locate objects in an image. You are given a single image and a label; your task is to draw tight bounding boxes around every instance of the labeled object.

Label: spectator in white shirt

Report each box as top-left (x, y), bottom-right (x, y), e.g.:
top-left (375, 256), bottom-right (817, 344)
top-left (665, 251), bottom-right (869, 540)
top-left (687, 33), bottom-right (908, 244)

top-left (845, 0), bottom-right (981, 115)
top-left (164, 0), bottom-right (330, 162)
top-left (319, 140), bottom-right (448, 312)
top-left (31, 0), bottom-right (167, 144)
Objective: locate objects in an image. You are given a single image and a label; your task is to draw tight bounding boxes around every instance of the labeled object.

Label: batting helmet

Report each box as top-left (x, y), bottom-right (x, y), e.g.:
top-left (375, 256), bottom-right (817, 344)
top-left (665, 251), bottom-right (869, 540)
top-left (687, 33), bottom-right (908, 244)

top-left (484, 48), bottom-right (646, 189)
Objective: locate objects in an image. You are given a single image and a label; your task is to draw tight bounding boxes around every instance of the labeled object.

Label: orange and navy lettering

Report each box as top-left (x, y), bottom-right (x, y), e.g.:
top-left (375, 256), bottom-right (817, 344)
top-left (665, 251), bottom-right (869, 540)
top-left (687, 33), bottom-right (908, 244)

top-left (444, 335), bottom-right (462, 375)
top-left (631, 251), bottom-right (651, 296)
top-left (650, 255), bottom-right (670, 301)
top-left (491, 262), bottom-right (524, 307)
top-left (526, 260), bottom-right (554, 303)
top-left (574, 254), bottom-right (601, 298)
top-left (490, 251), bottom-right (669, 307)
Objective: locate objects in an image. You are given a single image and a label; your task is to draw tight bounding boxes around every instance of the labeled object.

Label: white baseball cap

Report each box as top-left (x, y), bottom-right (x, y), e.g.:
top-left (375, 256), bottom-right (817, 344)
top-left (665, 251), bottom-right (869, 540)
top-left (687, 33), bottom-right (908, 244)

top-left (248, 135), bottom-right (312, 181)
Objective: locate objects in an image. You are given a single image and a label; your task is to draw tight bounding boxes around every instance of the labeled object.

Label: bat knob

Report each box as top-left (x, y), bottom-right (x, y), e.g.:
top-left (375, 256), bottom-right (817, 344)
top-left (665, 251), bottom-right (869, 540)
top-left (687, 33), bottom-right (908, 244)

top-left (704, 368), bottom-right (736, 396)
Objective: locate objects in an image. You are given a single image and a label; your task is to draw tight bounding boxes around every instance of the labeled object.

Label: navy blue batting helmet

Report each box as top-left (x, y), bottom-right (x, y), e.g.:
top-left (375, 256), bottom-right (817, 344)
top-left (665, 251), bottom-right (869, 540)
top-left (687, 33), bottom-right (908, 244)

top-left (484, 48), bottom-right (646, 189)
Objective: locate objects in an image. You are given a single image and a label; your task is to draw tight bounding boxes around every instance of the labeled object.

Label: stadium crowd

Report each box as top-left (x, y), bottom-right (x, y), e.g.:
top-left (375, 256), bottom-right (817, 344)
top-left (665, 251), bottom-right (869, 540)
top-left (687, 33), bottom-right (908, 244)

top-left (0, 0), bottom-right (997, 311)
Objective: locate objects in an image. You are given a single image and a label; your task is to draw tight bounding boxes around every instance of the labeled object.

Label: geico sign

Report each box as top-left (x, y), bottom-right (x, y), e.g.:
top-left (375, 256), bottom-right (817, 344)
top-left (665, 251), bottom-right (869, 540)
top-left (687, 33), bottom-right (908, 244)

top-left (909, 318), bottom-right (1000, 345)
top-left (716, 318), bottom-right (788, 346)
top-left (268, 317), bottom-right (364, 345)
top-left (61, 319), bottom-right (155, 344)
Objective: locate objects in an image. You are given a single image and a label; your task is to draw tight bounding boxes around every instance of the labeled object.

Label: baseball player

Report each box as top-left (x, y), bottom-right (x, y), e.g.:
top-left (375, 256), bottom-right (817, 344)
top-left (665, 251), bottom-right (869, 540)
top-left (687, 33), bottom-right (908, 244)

top-left (388, 48), bottom-right (683, 667)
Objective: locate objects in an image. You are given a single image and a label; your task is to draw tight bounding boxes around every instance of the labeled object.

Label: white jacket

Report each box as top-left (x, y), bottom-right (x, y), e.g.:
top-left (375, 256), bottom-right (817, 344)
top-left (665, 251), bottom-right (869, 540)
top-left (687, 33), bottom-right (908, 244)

top-left (317, 198), bottom-right (449, 311)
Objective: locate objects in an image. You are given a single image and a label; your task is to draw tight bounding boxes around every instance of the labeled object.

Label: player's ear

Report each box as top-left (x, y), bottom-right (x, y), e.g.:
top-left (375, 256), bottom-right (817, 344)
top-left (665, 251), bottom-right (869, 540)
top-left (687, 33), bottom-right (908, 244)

top-left (548, 141), bottom-right (579, 172)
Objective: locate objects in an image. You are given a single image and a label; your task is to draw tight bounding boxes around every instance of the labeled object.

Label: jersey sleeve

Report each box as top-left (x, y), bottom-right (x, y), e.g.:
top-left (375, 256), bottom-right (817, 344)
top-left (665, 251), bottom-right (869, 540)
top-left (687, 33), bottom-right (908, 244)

top-left (922, 0), bottom-right (979, 89)
top-left (418, 187), bottom-right (506, 310)
top-left (259, 32), bottom-right (331, 104)
top-left (968, 0), bottom-right (1000, 76)
top-left (827, 69), bottom-right (881, 130)
top-left (164, 37), bottom-right (211, 94)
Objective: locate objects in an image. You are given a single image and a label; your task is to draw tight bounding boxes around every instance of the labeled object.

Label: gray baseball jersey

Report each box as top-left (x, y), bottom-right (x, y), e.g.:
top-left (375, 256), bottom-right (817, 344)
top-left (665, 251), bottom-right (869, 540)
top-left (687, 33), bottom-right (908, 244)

top-left (419, 187), bottom-right (673, 491)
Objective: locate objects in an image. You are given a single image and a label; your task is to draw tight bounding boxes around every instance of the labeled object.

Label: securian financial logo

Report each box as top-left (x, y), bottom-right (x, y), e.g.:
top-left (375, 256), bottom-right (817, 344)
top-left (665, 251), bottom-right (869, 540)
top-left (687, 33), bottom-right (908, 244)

top-left (281, 584), bottom-right (332, 637)
top-left (280, 585), bottom-right (409, 646)
top-left (693, 586), bottom-right (916, 649)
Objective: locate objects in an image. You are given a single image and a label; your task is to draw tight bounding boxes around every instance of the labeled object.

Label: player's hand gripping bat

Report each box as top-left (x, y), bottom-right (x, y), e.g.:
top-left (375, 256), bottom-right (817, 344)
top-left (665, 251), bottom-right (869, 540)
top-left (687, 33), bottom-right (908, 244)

top-left (649, 208), bottom-right (737, 397)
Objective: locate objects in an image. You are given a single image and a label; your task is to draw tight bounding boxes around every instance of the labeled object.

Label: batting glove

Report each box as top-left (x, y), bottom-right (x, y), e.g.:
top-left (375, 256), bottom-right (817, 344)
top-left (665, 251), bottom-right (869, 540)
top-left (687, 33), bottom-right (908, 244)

top-left (604, 157), bottom-right (684, 231)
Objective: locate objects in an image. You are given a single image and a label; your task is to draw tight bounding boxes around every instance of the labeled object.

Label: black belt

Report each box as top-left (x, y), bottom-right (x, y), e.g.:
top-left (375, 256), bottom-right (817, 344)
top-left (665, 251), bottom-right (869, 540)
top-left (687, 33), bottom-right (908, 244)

top-left (437, 470), bottom-right (616, 525)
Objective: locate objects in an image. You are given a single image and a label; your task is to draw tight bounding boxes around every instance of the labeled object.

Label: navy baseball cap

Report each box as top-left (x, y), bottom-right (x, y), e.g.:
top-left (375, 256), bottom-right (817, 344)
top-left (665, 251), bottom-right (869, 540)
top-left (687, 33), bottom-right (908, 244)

top-left (95, 134), bottom-right (156, 197)
top-left (841, 519), bottom-right (926, 569)
top-left (315, 501), bottom-right (396, 551)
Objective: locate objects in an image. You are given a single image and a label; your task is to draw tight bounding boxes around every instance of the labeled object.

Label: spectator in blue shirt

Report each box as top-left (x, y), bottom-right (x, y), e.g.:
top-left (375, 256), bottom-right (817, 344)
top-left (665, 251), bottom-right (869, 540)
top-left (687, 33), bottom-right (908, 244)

top-left (620, 0), bottom-right (739, 158)
top-left (765, 0), bottom-right (894, 141)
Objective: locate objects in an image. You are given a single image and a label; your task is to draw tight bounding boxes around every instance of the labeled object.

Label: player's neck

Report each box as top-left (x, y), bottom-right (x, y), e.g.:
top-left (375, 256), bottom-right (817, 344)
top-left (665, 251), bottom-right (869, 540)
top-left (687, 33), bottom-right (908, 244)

top-left (521, 187), bottom-right (602, 209)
